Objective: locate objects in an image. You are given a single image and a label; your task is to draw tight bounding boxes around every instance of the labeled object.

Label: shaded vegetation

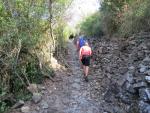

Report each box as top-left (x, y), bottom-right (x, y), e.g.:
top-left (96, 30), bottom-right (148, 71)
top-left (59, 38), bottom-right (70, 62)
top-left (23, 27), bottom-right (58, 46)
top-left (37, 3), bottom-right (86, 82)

top-left (79, 0), bottom-right (150, 37)
top-left (0, 0), bottom-right (72, 112)
top-left (1, 0), bottom-right (150, 112)
top-left (78, 12), bottom-right (103, 37)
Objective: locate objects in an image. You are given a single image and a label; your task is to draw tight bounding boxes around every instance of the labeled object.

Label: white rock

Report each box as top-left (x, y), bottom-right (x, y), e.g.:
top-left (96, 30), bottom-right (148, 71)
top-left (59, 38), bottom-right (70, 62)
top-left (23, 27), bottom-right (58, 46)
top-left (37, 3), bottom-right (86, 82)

top-left (139, 65), bottom-right (147, 73)
top-left (126, 72), bottom-right (133, 83)
top-left (12, 100), bottom-right (24, 109)
top-left (32, 93), bottom-right (42, 104)
top-left (128, 66), bottom-right (135, 73)
top-left (146, 70), bottom-right (150, 76)
top-left (38, 85), bottom-right (46, 90)
top-left (145, 76), bottom-right (150, 83)
top-left (27, 84), bottom-right (38, 94)
top-left (143, 57), bottom-right (150, 62)
top-left (36, 106), bottom-right (40, 111)
top-left (21, 106), bottom-right (30, 113)
top-left (41, 101), bottom-right (49, 109)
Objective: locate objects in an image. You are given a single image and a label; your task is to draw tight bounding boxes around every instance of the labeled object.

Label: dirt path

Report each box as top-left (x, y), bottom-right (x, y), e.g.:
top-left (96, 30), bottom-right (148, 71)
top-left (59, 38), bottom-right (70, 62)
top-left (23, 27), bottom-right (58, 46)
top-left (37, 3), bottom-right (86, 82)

top-left (43, 40), bottom-right (100, 113)
top-left (61, 40), bottom-right (100, 113)
top-left (11, 40), bottom-right (100, 113)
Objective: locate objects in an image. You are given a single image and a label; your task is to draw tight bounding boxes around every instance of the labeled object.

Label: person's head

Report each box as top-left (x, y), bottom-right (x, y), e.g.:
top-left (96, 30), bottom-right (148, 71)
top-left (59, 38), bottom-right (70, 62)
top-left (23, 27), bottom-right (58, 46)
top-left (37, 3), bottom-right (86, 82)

top-left (79, 32), bottom-right (82, 36)
top-left (79, 31), bottom-right (85, 36)
top-left (84, 41), bottom-right (89, 46)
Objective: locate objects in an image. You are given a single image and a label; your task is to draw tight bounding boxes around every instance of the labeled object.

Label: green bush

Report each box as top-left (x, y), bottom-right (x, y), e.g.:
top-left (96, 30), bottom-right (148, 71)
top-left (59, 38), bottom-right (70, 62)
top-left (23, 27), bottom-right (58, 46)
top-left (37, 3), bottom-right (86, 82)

top-left (79, 12), bottom-right (103, 37)
top-left (99, 0), bottom-right (150, 37)
top-left (0, 1), bottom-right (53, 112)
top-left (119, 0), bottom-right (150, 37)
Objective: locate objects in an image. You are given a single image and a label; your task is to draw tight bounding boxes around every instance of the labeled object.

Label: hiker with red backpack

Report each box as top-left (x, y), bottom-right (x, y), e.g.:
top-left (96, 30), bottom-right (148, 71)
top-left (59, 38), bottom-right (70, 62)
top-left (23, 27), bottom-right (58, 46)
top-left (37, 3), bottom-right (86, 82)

top-left (79, 40), bottom-right (92, 82)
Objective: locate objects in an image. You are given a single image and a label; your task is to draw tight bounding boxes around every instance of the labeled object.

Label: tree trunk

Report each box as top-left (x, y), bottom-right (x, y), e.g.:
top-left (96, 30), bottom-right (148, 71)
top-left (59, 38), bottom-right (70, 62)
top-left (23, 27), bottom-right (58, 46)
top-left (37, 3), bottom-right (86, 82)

top-left (48, 0), bottom-right (55, 50)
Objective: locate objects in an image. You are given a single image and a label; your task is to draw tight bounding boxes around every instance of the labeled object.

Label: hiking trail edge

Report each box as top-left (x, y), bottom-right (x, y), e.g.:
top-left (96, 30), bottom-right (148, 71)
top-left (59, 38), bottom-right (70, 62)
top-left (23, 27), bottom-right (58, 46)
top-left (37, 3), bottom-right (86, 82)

top-left (11, 40), bottom-right (100, 113)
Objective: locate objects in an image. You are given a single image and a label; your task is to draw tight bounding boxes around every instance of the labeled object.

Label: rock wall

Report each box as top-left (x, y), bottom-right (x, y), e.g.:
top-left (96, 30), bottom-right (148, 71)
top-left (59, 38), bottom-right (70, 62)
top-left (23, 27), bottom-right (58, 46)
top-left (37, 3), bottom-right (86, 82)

top-left (89, 33), bottom-right (150, 113)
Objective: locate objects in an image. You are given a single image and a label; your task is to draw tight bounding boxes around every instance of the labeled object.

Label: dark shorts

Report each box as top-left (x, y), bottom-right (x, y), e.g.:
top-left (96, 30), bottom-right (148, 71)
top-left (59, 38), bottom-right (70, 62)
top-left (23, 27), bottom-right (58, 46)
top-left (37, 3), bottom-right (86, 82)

top-left (81, 55), bottom-right (91, 66)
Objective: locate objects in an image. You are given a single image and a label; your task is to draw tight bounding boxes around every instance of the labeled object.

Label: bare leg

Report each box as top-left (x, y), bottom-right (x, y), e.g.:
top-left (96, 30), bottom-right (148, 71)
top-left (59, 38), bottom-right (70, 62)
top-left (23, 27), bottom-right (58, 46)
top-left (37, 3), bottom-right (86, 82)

top-left (79, 60), bottom-right (83, 69)
top-left (83, 66), bottom-right (89, 82)
top-left (85, 66), bottom-right (89, 76)
top-left (83, 65), bottom-right (86, 76)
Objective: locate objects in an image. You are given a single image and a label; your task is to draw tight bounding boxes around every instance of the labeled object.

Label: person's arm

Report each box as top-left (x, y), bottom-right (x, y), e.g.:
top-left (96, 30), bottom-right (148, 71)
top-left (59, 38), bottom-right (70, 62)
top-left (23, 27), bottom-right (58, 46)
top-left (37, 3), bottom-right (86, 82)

top-left (90, 48), bottom-right (94, 63)
top-left (89, 48), bottom-right (92, 56)
top-left (76, 40), bottom-right (79, 48)
top-left (89, 47), bottom-right (93, 60)
top-left (79, 47), bottom-right (82, 60)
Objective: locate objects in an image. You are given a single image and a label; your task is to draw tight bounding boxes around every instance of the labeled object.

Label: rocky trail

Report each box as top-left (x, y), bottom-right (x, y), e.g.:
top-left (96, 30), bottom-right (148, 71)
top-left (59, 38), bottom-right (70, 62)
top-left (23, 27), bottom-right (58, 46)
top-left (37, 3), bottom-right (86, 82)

top-left (9, 33), bottom-right (150, 113)
top-left (10, 40), bottom-right (101, 113)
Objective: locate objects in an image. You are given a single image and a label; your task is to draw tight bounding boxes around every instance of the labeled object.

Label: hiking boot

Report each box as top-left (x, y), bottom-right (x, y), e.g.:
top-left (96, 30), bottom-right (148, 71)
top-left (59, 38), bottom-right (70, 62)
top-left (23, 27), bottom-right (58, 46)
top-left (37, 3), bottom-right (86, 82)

top-left (84, 76), bottom-right (89, 82)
